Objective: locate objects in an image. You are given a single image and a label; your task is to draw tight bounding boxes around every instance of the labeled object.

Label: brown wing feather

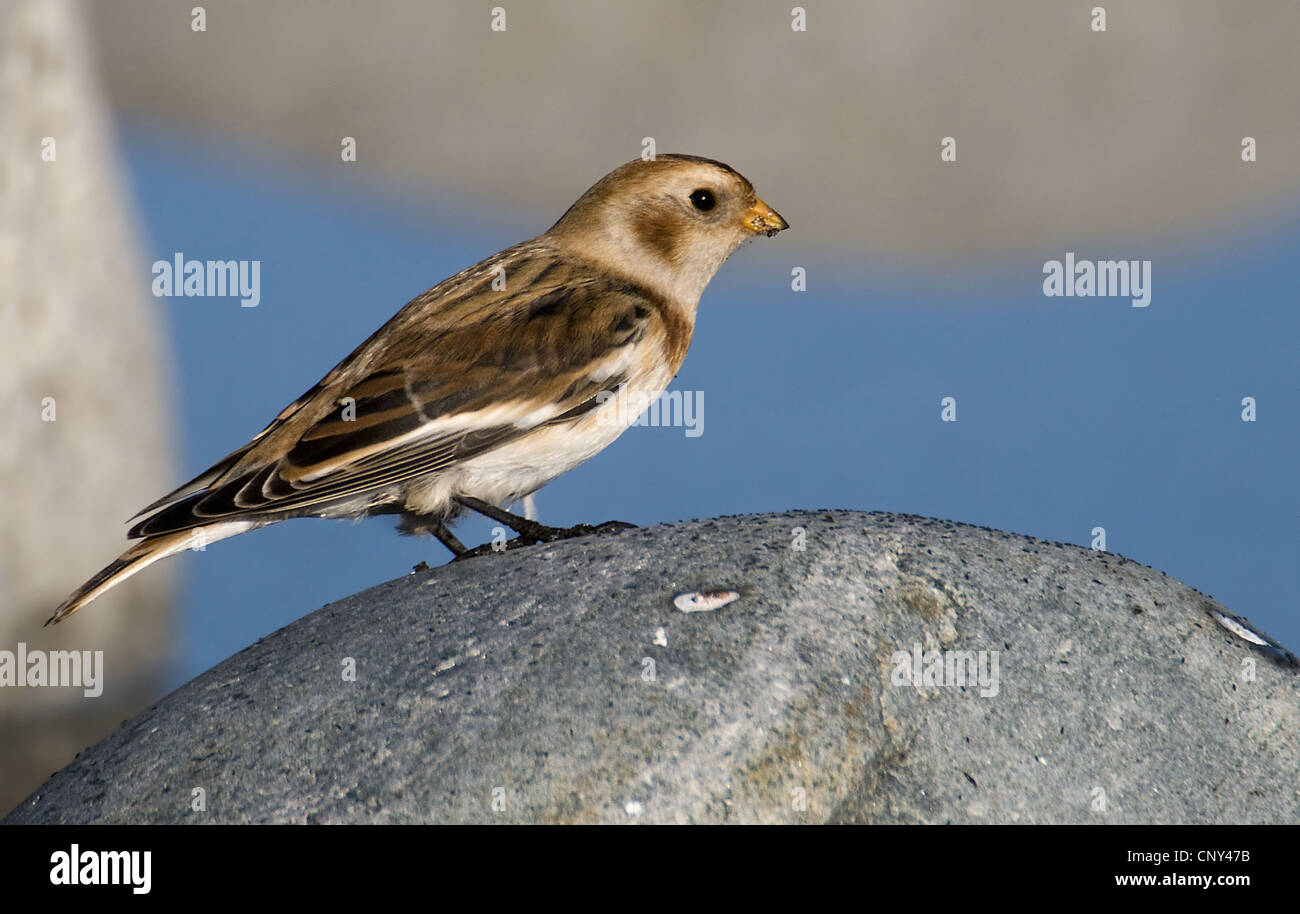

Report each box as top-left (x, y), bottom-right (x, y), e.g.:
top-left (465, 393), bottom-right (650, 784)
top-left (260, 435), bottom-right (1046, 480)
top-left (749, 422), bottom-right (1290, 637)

top-left (128, 242), bottom-right (674, 538)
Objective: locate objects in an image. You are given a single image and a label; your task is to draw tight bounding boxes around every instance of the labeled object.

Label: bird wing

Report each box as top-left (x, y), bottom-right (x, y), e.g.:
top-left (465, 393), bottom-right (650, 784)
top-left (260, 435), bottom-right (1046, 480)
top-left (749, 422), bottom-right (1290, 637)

top-left (129, 242), bottom-right (668, 538)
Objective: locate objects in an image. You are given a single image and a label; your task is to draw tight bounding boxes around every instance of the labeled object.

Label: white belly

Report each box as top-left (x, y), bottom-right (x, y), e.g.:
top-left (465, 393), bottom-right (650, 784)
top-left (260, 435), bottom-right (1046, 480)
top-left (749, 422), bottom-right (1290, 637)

top-left (398, 367), bottom-right (674, 518)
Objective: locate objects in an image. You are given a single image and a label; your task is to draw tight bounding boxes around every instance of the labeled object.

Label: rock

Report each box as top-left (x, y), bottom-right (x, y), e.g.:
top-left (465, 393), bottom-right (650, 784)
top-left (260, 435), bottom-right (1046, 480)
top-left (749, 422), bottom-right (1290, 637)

top-left (7, 511), bottom-right (1297, 824)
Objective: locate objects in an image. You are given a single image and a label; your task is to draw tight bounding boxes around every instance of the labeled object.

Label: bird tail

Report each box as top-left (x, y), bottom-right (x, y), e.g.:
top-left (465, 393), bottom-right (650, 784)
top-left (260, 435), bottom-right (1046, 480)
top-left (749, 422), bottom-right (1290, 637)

top-left (45, 532), bottom-right (195, 625)
top-left (46, 522), bottom-right (252, 625)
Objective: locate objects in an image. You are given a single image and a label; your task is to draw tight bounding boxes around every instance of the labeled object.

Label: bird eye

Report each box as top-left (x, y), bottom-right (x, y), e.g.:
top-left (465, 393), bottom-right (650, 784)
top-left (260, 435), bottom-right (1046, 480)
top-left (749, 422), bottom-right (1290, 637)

top-left (689, 189), bottom-right (716, 211)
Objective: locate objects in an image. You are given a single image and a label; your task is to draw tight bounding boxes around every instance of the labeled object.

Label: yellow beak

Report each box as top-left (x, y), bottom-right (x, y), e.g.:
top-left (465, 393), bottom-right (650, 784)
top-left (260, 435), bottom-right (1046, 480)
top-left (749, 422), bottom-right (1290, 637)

top-left (745, 197), bottom-right (788, 237)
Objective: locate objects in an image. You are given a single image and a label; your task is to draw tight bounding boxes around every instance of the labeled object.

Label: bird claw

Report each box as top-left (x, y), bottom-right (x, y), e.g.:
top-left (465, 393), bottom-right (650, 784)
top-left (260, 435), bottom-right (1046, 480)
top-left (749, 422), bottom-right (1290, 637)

top-left (452, 520), bottom-right (636, 561)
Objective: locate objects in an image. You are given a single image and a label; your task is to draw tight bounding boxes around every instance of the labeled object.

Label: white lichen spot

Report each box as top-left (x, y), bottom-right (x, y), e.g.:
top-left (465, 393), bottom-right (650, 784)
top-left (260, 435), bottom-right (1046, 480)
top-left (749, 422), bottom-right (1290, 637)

top-left (1210, 610), bottom-right (1270, 646)
top-left (674, 590), bottom-right (740, 613)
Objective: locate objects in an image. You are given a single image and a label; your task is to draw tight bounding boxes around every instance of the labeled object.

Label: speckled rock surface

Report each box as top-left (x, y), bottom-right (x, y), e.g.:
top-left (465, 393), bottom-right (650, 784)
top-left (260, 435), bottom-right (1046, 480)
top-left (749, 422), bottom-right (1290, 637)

top-left (7, 511), bottom-right (1298, 824)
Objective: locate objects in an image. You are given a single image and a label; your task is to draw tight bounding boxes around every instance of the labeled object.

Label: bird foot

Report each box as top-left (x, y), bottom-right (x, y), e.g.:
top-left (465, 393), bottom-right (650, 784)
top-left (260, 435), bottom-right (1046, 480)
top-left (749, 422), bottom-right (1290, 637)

top-left (453, 520), bottom-right (636, 561)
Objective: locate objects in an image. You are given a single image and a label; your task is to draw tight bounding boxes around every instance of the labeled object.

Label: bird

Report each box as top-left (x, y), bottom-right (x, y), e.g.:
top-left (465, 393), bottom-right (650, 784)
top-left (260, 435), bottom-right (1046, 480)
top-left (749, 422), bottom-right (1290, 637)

top-left (48, 153), bottom-right (787, 624)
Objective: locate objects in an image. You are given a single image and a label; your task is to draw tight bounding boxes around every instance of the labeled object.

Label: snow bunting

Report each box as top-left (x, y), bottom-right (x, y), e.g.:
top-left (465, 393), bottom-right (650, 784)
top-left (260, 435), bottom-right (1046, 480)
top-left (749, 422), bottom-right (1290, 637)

top-left (49, 154), bottom-right (787, 623)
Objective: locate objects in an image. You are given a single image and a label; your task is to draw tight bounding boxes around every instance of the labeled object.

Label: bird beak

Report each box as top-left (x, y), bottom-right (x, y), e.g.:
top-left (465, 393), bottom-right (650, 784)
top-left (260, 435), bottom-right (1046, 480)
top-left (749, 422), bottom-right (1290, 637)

top-left (744, 198), bottom-right (788, 237)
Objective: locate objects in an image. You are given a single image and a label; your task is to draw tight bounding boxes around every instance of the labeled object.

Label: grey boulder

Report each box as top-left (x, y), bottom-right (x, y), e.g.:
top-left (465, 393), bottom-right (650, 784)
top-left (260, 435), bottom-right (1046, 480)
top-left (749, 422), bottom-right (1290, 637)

top-left (6, 511), bottom-right (1297, 824)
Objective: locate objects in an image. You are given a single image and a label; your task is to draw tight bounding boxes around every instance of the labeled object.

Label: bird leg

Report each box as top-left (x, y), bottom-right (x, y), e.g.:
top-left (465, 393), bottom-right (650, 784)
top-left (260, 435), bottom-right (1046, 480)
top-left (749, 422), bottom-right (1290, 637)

top-left (452, 495), bottom-right (636, 560)
top-left (429, 520), bottom-right (469, 557)
top-left (454, 496), bottom-right (558, 540)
